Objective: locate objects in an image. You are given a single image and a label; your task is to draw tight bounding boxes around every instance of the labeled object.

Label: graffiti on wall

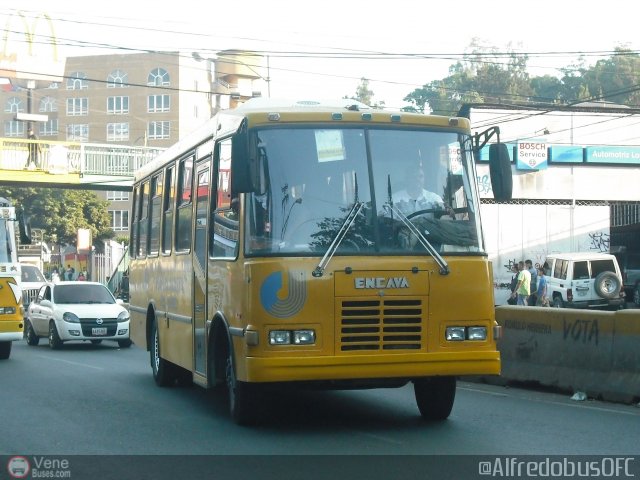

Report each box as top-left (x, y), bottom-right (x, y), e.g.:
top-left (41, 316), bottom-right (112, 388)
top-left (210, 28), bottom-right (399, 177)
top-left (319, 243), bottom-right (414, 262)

top-left (588, 231), bottom-right (610, 252)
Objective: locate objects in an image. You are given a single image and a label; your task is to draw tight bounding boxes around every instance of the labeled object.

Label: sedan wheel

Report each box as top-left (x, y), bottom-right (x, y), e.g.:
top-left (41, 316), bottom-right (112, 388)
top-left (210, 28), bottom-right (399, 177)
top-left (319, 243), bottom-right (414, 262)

top-left (25, 321), bottom-right (40, 346)
top-left (48, 322), bottom-right (63, 350)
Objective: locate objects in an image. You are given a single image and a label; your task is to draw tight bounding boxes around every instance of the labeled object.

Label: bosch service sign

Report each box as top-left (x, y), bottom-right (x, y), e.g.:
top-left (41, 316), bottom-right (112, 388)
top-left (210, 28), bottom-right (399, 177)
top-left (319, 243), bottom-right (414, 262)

top-left (516, 141), bottom-right (548, 170)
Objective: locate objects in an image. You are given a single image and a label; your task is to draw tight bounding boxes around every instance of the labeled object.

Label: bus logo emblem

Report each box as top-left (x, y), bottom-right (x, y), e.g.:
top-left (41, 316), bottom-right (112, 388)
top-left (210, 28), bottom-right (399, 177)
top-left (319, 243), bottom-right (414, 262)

top-left (260, 270), bottom-right (306, 318)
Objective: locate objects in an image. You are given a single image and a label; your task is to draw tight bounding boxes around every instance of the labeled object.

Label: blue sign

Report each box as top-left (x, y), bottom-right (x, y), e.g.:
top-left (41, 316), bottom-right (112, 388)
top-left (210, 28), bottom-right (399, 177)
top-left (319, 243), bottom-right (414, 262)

top-left (584, 146), bottom-right (640, 165)
top-left (549, 146), bottom-right (584, 163)
top-left (477, 143), bottom-right (516, 163)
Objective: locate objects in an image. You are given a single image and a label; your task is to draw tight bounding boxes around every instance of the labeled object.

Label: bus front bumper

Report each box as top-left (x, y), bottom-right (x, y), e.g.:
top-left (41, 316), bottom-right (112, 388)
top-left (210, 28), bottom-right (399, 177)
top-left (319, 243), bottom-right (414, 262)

top-left (243, 351), bottom-right (501, 383)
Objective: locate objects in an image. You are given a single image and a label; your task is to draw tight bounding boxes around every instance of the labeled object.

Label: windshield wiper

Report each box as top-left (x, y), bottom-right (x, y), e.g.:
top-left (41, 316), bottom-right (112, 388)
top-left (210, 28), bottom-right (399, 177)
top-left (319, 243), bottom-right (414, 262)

top-left (312, 201), bottom-right (364, 278)
top-left (384, 203), bottom-right (449, 275)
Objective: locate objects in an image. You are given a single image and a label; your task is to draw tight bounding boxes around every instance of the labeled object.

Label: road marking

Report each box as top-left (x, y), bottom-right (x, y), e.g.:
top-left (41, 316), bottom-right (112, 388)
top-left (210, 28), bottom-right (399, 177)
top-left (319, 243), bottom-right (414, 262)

top-left (459, 384), bottom-right (640, 416)
top-left (36, 354), bottom-right (104, 371)
top-left (353, 430), bottom-right (404, 445)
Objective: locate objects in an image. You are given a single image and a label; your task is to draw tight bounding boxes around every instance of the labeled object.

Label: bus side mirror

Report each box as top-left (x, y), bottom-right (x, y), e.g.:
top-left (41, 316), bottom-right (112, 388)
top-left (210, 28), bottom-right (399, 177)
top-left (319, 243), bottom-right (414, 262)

top-left (488, 143), bottom-right (513, 202)
top-left (18, 211), bottom-right (32, 245)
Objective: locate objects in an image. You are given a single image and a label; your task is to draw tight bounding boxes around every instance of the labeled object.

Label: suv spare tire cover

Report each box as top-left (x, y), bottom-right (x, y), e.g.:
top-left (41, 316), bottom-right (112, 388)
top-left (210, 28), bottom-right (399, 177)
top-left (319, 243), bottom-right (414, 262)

top-left (593, 271), bottom-right (621, 299)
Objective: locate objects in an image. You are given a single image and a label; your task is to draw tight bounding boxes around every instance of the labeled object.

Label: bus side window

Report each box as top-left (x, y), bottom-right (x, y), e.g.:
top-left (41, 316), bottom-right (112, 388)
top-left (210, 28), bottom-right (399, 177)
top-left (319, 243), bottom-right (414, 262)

top-left (130, 186), bottom-right (139, 259)
top-left (138, 181), bottom-right (150, 257)
top-left (211, 138), bottom-right (239, 259)
top-left (148, 172), bottom-right (163, 257)
top-left (175, 155), bottom-right (194, 252)
top-left (161, 165), bottom-right (175, 254)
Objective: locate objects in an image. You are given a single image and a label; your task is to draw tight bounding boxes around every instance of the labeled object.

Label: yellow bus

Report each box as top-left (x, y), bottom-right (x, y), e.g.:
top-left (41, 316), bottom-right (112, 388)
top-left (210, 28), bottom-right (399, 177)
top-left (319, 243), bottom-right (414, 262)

top-left (0, 197), bottom-right (31, 360)
top-left (128, 99), bottom-right (512, 424)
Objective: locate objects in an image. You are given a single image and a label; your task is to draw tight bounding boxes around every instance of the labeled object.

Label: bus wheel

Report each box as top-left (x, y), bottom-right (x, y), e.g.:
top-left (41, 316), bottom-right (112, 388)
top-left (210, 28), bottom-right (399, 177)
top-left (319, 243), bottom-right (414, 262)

top-left (0, 341), bottom-right (11, 360)
top-left (413, 376), bottom-right (456, 421)
top-left (48, 322), bottom-right (63, 350)
top-left (25, 321), bottom-right (40, 346)
top-left (225, 347), bottom-right (256, 425)
top-left (118, 339), bottom-right (133, 349)
top-left (151, 318), bottom-right (176, 387)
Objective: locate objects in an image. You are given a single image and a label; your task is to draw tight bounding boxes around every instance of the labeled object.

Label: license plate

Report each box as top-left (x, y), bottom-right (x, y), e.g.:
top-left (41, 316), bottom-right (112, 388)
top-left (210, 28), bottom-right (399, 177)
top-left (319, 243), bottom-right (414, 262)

top-left (92, 327), bottom-right (107, 336)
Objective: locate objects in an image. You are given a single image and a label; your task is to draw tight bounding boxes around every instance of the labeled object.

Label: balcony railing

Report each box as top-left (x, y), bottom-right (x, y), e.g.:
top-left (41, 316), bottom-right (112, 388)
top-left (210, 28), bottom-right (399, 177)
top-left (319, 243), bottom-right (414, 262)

top-left (0, 137), bottom-right (165, 177)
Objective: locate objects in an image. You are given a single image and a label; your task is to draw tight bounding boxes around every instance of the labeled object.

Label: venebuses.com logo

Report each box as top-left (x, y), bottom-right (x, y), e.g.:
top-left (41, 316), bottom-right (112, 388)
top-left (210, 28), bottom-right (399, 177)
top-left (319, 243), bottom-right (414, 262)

top-left (7, 457), bottom-right (30, 479)
top-left (7, 456), bottom-right (72, 478)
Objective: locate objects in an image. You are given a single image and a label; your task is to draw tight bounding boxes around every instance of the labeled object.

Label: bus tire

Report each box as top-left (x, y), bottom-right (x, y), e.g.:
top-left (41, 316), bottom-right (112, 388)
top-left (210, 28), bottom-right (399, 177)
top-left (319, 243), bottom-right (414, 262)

top-left (414, 376), bottom-right (456, 421)
top-left (150, 318), bottom-right (176, 387)
top-left (48, 322), bottom-right (63, 350)
top-left (118, 339), bottom-right (133, 349)
top-left (25, 321), bottom-right (39, 346)
top-left (0, 341), bottom-right (11, 360)
top-left (225, 344), bottom-right (256, 426)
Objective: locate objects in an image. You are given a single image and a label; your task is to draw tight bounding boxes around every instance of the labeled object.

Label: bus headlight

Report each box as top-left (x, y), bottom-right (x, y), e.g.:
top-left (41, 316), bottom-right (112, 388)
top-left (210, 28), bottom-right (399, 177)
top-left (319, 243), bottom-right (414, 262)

top-left (269, 329), bottom-right (316, 345)
top-left (445, 326), bottom-right (487, 341)
top-left (467, 326), bottom-right (487, 341)
top-left (445, 327), bottom-right (465, 341)
top-left (269, 330), bottom-right (291, 345)
top-left (293, 330), bottom-right (315, 345)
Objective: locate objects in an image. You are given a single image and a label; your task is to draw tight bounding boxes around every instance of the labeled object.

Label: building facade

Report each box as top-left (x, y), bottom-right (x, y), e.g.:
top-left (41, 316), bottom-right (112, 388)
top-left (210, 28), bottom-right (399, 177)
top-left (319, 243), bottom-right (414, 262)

top-left (1, 50), bottom-right (266, 237)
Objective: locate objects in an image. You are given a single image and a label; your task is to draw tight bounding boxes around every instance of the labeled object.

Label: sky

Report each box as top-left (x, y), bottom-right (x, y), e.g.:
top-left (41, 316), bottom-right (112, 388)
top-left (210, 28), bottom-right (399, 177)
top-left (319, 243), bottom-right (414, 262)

top-left (1, 0), bottom-right (639, 109)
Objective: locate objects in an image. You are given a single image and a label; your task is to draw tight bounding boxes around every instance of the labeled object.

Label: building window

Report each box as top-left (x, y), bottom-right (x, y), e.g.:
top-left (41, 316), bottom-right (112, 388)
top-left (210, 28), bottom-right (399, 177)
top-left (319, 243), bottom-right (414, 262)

top-left (39, 96), bottom-right (58, 112)
top-left (107, 69), bottom-right (129, 88)
top-left (39, 119), bottom-right (58, 136)
top-left (109, 210), bottom-right (129, 231)
top-left (66, 124), bottom-right (89, 142)
top-left (66, 72), bottom-right (89, 90)
top-left (148, 121), bottom-right (170, 139)
top-left (107, 123), bottom-right (130, 141)
top-left (4, 120), bottom-right (25, 137)
top-left (4, 97), bottom-right (23, 113)
top-left (147, 68), bottom-right (170, 87)
top-left (107, 191), bottom-right (130, 201)
top-left (147, 94), bottom-right (170, 113)
top-left (67, 98), bottom-right (88, 116)
top-left (107, 96), bottom-right (129, 114)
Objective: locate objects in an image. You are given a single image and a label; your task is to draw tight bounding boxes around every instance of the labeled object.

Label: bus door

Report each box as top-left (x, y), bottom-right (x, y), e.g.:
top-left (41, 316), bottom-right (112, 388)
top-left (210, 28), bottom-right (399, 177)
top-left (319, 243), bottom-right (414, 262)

top-left (193, 160), bottom-right (210, 377)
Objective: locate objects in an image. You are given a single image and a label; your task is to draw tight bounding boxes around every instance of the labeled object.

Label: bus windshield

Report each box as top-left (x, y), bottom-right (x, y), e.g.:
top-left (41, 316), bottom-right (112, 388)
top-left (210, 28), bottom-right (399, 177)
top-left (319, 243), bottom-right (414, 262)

top-left (245, 127), bottom-right (484, 256)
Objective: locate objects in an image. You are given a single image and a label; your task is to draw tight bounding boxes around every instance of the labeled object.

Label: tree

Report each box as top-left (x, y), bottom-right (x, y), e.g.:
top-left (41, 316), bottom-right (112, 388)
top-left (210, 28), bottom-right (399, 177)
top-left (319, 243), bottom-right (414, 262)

top-left (4, 187), bottom-right (114, 251)
top-left (581, 47), bottom-right (640, 105)
top-left (345, 78), bottom-right (385, 109)
top-left (404, 40), bottom-right (533, 116)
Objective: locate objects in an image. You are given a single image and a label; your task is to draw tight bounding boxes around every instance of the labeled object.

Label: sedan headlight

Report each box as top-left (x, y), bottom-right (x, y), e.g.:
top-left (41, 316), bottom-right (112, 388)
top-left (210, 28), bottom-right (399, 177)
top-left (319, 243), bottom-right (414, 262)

top-left (63, 312), bottom-right (80, 323)
top-left (117, 311), bottom-right (130, 322)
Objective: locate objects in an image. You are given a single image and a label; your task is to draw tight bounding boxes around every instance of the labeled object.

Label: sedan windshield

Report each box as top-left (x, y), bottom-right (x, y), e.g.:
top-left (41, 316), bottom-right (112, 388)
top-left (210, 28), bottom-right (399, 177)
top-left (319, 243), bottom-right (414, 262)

top-left (53, 284), bottom-right (116, 304)
top-left (245, 126), bottom-right (483, 256)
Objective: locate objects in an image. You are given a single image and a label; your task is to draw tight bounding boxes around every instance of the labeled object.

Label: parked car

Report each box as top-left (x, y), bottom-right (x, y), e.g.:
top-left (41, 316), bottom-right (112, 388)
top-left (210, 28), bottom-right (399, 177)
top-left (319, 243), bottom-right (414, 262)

top-left (612, 249), bottom-right (640, 307)
top-left (24, 281), bottom-right (132, 349)
top-left (544, 252), bottom-right (625, 310)
top-left (20, 264), bottom-right (47, 311)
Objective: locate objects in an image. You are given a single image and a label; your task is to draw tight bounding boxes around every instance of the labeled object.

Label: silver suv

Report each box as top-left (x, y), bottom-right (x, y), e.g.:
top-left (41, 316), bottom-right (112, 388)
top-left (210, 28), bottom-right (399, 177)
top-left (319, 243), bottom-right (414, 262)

top-left (544, 252), bottom-right (625, 310)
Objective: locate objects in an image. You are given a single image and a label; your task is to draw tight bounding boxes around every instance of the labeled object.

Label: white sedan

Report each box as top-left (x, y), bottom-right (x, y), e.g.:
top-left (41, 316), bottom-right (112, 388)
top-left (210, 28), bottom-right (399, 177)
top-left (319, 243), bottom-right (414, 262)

top-left (25, 281), bottom-right (132, 349)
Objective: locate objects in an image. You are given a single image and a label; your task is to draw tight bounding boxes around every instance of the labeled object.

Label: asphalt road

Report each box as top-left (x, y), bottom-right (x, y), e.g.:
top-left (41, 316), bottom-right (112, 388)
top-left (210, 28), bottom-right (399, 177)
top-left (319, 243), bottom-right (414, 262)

top-left (2, 339), bottom-right (639, 479)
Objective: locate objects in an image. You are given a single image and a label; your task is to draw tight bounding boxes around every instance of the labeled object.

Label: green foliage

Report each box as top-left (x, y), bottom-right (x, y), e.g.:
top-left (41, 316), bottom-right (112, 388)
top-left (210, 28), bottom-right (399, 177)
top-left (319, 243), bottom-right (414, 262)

top-left (398, 43), bottom-right (640, 115)
top-left (4, 187), bottom-right (114, 249)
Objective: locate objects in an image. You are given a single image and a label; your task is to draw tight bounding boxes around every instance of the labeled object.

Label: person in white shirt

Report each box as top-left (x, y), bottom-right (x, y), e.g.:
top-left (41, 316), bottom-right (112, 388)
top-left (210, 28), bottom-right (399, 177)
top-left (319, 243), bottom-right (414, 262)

top-left (393, 164), bottom-right (446, 216)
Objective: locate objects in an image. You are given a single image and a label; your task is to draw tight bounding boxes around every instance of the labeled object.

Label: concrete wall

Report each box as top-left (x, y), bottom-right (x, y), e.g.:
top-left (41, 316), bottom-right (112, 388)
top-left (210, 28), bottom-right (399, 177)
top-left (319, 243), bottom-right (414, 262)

top-left (492, 306), bottom-right (640, 404)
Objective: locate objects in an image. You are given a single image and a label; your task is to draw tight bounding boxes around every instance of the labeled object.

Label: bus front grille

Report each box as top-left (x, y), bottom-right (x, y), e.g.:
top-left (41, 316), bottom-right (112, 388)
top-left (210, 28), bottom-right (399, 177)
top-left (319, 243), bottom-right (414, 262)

top-left (339, 298), bottom-right (424, 352)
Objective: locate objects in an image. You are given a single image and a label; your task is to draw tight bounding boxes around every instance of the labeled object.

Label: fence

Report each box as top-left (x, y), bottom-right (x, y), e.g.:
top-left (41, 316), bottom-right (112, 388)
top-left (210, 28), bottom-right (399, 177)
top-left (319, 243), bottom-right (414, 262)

top-left (0, 137), bottom-right (164, 176)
